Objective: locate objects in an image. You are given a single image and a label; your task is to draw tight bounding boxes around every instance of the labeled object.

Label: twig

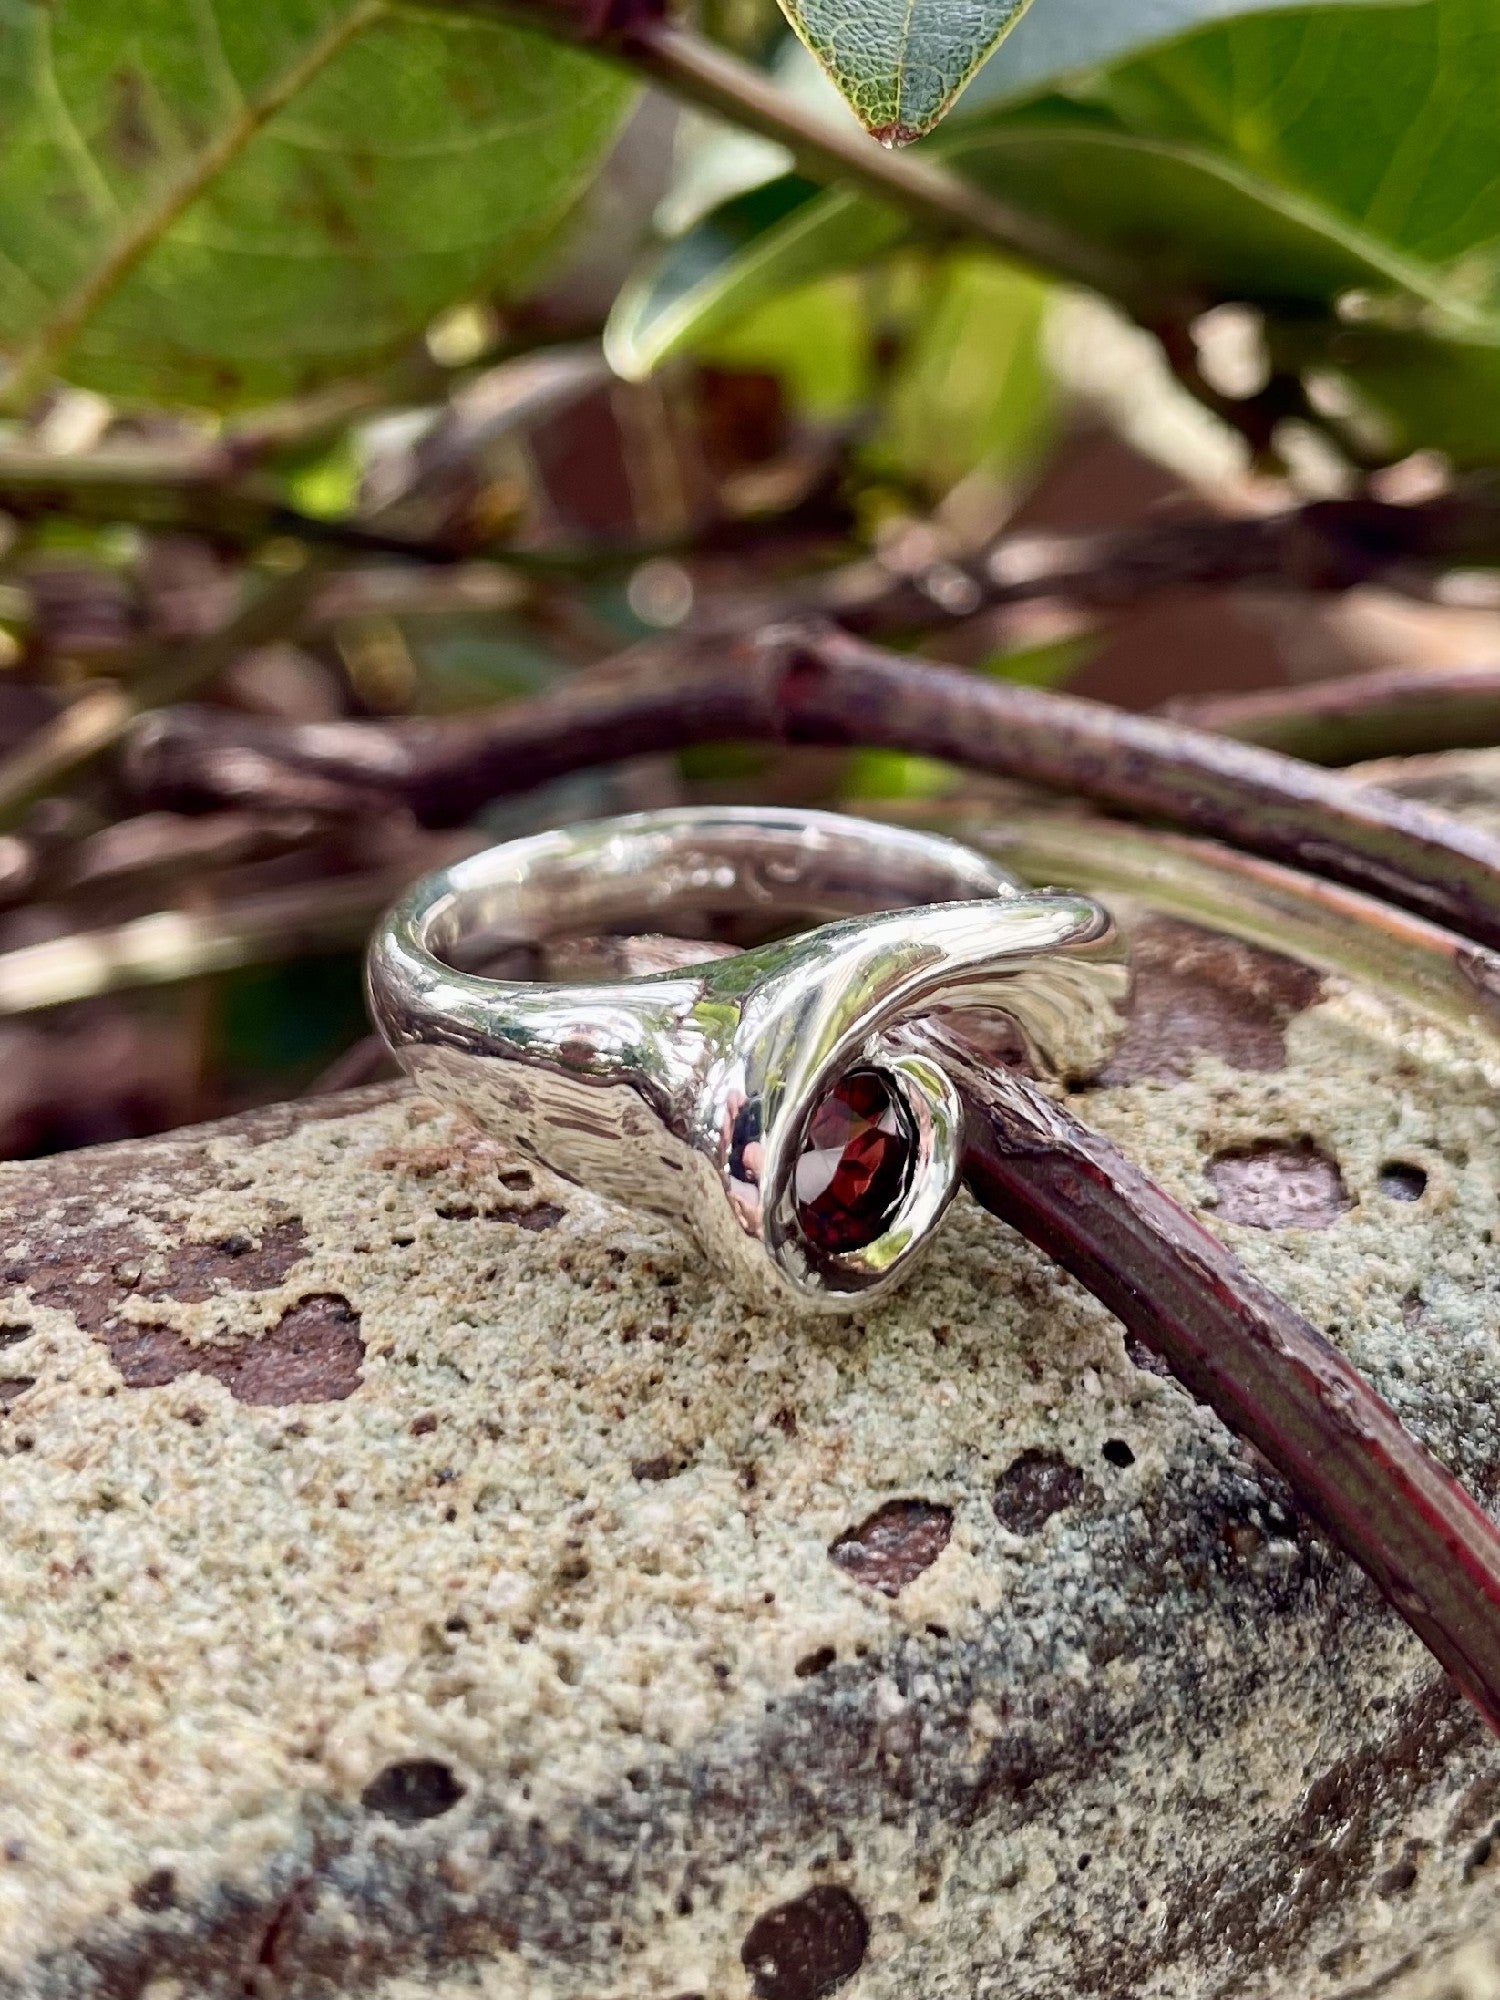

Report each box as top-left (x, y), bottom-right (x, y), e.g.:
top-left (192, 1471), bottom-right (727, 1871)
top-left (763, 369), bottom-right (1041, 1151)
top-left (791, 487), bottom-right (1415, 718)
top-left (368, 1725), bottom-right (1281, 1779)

top-left (0, 447), bottom-right (463, 561)
top-left (1167, 663), bottom-right (1500, 766)
top-left (54, 809), bottom-right (324, 897)
top-left (965, 807), bottom-right (1500, 1050)
top-left (1146, 312), bottom-right (1380, 473)
top-left (7, 438), bottom-right (1497, 630)
top-left (124, 624), bottom-right (1500, 952)
top-left (11, 466), bottom-right (1492, 689)
top-left (0, 438), bottom-right (845, 579)
top-left (0, 564), bottom-right (324, 831)
top-left (821, 494), bottom-right (1500, 634)
top-left (0, 351), bottom-right (617, 561)
top-left (0, 444), bottom-right (564, 568)
top-left (0, 859), bottom-right (469, 1015)
top-left (945, 1036), bottom-right (1500, 1736)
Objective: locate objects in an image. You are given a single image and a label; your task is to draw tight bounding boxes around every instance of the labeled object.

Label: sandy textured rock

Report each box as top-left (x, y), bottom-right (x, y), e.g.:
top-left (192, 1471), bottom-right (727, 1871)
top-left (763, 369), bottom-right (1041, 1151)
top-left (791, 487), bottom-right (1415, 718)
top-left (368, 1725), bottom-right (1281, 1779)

top-left (3, 919), bottom-right (1500, 1998)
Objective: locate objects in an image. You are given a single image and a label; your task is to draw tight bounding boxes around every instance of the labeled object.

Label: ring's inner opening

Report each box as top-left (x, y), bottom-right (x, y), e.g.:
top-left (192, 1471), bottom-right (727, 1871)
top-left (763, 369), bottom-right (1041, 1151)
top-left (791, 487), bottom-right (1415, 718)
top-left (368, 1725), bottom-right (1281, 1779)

top-left (422, 815), bottom-right (1009, 976)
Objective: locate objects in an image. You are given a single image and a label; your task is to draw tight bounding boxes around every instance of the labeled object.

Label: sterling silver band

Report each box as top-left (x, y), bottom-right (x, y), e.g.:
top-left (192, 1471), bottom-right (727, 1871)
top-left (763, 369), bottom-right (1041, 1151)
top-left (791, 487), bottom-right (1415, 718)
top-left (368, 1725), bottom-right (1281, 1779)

top-left (366, 807), bottom-right (1127, 1309)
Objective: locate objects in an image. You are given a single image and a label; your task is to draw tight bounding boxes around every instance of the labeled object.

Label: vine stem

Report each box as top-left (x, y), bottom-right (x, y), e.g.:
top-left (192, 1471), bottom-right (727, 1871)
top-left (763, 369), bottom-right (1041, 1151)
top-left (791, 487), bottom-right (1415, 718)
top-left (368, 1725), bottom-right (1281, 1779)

top-left (128, 623), bottom-right (1500, 953)
top-left (1166, 663), bottom-right (1500, 766)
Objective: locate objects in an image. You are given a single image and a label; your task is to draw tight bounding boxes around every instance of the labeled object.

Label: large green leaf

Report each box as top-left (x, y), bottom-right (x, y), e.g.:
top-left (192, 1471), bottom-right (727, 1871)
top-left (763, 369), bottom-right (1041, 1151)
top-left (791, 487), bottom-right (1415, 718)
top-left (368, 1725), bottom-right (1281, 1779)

top-left (0, 0), bottom-right (632, 408)
top-left (773, 0), bottom-right (1034, 143)
top-left (960, 0), bottom-right (1413, 106)
top-left (768, 0), bottom-right (1402, 141)
top-left (612, 0), bottom-right (1500, 464)
top-left (608, 0), bottom-right (1417, 378)
top-left (951, 0), bottom-right (1500, 456)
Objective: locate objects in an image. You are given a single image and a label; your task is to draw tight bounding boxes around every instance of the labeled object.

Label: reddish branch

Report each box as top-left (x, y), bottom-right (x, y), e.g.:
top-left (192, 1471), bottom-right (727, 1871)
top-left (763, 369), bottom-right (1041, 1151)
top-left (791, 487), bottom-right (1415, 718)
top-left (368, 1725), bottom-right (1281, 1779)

top-left (129, 622), bottom-right (1500, 952)
top-left (6, 452), bottom-right (1499, 615)
top-left (1166, 662), bottom-right (1500, 766)
top-left (826, 492), bottom-right (1500, 634)
top-left (946, 1040), bottom-right (1500, 1735)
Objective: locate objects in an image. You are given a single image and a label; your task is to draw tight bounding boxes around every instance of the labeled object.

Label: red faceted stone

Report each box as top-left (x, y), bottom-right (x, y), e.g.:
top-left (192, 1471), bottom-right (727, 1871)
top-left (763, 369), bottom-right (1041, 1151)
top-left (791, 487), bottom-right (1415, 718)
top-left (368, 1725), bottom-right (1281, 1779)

top-left (793, 1069), bottom-right (915, 1256)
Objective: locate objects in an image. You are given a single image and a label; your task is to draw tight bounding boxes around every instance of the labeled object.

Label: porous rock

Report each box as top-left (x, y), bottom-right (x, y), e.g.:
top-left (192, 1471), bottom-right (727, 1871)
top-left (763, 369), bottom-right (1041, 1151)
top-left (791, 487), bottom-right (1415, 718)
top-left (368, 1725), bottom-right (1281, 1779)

top-left (3, 925), bottom-right (1500, 1998)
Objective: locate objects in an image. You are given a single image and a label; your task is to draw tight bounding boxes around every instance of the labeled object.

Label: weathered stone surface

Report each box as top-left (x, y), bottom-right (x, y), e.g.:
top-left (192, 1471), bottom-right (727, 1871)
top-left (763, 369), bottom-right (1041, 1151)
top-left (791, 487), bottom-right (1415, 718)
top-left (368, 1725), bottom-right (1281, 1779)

top-left (3, 932), bottom-right (1500, 1998)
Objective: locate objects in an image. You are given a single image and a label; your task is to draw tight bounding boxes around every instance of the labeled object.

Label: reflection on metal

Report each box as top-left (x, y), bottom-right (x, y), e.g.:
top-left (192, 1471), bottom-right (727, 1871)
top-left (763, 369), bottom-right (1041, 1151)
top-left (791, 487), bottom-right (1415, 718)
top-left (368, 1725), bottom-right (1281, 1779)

top-left (367, 807), bottom-right (1126, 1309)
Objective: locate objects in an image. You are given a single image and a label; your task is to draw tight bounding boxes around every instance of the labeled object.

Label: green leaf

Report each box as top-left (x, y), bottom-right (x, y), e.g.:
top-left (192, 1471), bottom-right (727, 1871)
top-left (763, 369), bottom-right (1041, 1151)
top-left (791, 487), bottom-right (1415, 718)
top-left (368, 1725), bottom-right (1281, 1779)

top-left (947, 0), bottom-right (1500, 457)
top-left (842, 748), bottom-right (962, 799)
top-left (977, 631), bottom-right (1093, 685)
top-left (0, 0), bottom-right (632, 408)
top-left (606, 175), bottom-right (902, 381)
top-left (766, 0), bottom-right (1401, 143)
top-left (959, 0), bottom-right (1417, 110)
top-left (694, 271), bottom-right (877, 418)
top-left (613, 0), bottom-right (1500, 464)
top-left (772, 0), bottom-right (1035, 143)
top-left (872, 254), bottom-right (1055, 493)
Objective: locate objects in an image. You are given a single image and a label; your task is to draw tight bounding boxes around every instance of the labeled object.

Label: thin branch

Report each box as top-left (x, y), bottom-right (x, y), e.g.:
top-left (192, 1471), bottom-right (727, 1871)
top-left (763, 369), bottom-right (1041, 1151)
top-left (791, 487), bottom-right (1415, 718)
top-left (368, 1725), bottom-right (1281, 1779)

top-left (0, 564), bottom-right (324, 831)
top-left (0, 433), bottom-right (845, 578)
top-left (945, 1035), bottom-right (1500, 1736)
top-left (969, 806), bottom-right (1500, 1050)
top-left (54, 809), bottom-right (324, 896)
top-left (0, 444), bottom-right (527, 567)
top-left (8, 442), bottom-right (1497, 629)
top-left (819, 494), bottom-right (1500, 634)
top-left (1167, 662), bottom-right (1500, 766)
top-left (0, 859), bottom-right (469, 1015)
top-left (125, 622), bottom-right (1500, 952)
top-left (433, 0), bottom-right (1150, 311)
top-left (0, 445), bottom-right (458, 560)
top-left (1147, 312), bottom-right (1380, 474)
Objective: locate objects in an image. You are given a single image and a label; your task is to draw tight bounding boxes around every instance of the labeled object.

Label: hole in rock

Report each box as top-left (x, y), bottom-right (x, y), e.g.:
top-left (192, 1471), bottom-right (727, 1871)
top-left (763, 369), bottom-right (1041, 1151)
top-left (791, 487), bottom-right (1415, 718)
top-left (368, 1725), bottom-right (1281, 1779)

top-left (795, 1647), bottom-right (837, 1679)
top-left (631, 1453), bottom-right (683, 1482)
top-left (361, 1758), bottom-right (466, 1825)
top-left (131, 1867), bottom-right (177, 1912)
top-left (1379, 1161), bottom-right (1428, 1202)
top-left (993, 1449), bottom-right (1086, 1535)
top-left (741, 1883), bottom-right (870, 2000)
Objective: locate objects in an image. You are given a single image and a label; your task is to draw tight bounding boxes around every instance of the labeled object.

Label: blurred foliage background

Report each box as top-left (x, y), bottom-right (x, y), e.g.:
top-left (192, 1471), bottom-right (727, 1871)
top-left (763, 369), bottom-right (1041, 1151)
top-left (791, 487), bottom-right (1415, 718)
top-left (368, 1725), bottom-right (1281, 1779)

top-left (0, 0), bottom-right (1496, 1153)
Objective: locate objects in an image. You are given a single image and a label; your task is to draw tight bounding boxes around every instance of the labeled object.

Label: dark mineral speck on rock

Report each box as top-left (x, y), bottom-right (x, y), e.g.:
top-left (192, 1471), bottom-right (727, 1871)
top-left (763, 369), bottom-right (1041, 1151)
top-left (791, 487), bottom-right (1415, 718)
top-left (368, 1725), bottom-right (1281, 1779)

top-left (829, 1499), bottom-right (953, 1596)
top-left (993, 1449), bottom-right (1088, 1535)
top-left (741, 1885), bottom-right (870, 2000)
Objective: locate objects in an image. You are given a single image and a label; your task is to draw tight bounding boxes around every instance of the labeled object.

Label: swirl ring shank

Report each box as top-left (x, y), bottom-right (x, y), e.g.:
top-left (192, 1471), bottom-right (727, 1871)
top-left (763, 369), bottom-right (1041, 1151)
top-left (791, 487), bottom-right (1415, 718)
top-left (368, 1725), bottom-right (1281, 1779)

top-left (366, 807), bottom-right (1127, 1307)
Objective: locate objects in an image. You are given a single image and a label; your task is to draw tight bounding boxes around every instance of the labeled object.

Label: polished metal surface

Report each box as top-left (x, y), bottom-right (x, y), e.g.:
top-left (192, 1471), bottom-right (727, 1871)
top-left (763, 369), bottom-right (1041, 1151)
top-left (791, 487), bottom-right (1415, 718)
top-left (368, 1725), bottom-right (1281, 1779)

top-left (366, 807), bottom-right (1127, 1309)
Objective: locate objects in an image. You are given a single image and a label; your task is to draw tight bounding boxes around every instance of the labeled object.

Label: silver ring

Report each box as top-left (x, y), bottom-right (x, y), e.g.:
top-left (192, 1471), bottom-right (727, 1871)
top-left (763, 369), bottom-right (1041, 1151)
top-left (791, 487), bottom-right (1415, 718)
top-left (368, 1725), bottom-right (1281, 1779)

top-left (366, 807), bottom-right (1127, 1309)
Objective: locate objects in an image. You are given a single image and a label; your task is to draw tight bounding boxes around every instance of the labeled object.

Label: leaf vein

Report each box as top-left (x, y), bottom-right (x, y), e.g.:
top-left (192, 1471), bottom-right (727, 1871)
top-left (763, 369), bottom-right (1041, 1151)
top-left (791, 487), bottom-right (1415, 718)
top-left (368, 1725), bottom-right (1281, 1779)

top-left (4, 0), bottom-right (388, 408)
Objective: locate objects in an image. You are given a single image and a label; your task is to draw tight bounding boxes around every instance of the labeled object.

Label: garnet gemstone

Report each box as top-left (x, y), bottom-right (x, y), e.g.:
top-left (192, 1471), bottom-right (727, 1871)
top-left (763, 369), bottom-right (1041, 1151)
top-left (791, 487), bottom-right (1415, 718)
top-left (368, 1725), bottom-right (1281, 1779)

top-left (793, 1069), bottom-right (915, 1256)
